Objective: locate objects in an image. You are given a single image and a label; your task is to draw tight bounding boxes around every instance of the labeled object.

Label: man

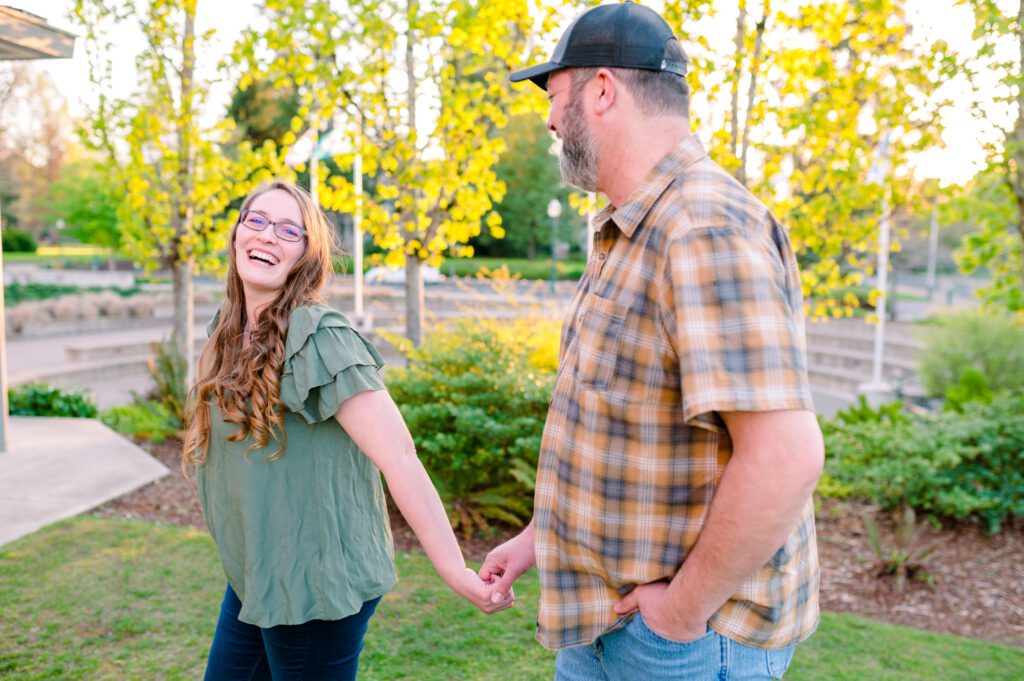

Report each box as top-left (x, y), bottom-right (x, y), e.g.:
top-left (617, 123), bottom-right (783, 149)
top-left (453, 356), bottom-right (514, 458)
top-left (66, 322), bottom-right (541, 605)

top-left (479, 3), bottom-right (824, 680)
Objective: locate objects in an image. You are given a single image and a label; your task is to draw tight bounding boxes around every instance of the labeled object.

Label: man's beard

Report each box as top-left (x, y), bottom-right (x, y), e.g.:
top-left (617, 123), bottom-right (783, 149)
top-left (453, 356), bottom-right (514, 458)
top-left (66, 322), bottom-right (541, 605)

top-left (559, 97), bottom-right (599, 192)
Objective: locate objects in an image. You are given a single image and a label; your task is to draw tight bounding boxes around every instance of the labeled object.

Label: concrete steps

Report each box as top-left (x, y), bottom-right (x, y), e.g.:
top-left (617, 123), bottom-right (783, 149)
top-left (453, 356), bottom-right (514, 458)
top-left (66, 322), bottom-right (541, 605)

top-left (65, 333), bottom-right (208, 363)
top-left (15, 347), bottom-right (206, 393)
top-left (8, 305), bottom-right (222, 340)
top-left (9, 293), bottom-right (931, 412)
top-left (804, 319), bottom-right (925, 401)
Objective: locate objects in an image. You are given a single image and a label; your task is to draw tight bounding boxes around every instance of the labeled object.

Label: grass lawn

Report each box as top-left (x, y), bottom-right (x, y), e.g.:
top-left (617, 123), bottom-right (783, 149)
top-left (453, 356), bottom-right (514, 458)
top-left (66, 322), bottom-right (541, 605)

top-left (2, 252), bottom-right (108, 267)
top-left (442, 256), bottom-right (588, 281)
top-left (2, 518), bottom-right (1022, 680)
top-left (331, 256), bottom-right (587, 281)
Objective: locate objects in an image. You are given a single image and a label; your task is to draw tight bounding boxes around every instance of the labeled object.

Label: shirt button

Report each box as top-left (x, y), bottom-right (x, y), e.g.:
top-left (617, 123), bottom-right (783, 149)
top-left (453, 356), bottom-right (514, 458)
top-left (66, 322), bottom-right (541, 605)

top-left (596, 252), bottom-right (607, 261)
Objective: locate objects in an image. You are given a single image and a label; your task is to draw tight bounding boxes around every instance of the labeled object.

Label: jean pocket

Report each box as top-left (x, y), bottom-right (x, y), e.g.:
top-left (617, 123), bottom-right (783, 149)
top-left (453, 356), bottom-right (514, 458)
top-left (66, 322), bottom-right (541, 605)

top-left (630, 613), bottom-right (716, 647)
top-left (766, 645), bottom-right (794, 679)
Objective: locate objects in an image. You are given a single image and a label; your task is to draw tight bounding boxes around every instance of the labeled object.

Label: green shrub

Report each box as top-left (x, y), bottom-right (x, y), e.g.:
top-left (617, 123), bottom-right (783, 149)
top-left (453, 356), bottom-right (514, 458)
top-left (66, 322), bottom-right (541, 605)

top-left (4, 283), bottom-right (140, 305)
top-left (822, 392), bottom-right (1024, 533)
top-left (8, 383), bottom-right (98, 418)
top-left (101, 399), bottom-right (180, 443)
top-left (1, 228), bottom-right (36, 253)
top-left (385, 315), bottom-right (560, 537)
top-left (4, 283), bottom-right (78, 304)
top-left (917, 312), bottom-right (1024, 399)
top-left (832, 395), bottom-right (909, 426)
top-left (943, 368), bottom-right (994, 411)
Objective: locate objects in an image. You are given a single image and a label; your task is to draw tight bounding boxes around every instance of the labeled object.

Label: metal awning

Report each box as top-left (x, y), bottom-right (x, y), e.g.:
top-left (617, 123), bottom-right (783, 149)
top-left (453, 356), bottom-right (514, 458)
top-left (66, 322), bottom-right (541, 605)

top-left (0, 6), bottom-right (75, 60)
top-left (0, 6), bottom-right (76, 454)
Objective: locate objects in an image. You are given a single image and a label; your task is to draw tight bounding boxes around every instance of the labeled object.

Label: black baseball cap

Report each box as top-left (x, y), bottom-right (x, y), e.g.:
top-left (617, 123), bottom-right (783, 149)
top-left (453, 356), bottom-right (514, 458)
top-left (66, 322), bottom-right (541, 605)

top-left (509, 1), bottom-right (687, 91)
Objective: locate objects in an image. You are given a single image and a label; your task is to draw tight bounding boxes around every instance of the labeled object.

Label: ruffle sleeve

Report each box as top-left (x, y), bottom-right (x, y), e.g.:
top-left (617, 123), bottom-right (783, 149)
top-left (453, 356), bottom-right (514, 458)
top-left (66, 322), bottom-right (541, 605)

top-left (279, 305), bottom-right (386, 423)
top-left (206, 307), bottom-right (223, 337)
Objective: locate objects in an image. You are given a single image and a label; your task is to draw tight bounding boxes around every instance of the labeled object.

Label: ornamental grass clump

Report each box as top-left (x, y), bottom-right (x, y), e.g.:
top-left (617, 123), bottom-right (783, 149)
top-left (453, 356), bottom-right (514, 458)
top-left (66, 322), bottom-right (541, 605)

top-left (862, 506), bottom-right (944, 591)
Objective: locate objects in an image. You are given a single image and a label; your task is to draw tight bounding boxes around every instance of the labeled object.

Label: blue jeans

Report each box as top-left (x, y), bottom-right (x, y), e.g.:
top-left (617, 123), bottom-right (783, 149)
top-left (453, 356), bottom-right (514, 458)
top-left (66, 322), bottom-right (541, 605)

top-left (555, 614), bottom-right (796, 681)
top-left (203, 585), bottom-right (380, 681)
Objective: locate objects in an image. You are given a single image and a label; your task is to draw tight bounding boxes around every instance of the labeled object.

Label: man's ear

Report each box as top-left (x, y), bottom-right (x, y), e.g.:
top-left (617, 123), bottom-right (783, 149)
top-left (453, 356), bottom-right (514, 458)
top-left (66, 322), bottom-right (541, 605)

top-left (592, 68), bottom-right (618, 116)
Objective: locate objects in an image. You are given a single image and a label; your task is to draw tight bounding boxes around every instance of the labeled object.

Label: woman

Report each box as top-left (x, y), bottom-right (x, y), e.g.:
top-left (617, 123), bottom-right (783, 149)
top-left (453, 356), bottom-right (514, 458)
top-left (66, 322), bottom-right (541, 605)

top-left (183, 181), bottom-right (511, 680)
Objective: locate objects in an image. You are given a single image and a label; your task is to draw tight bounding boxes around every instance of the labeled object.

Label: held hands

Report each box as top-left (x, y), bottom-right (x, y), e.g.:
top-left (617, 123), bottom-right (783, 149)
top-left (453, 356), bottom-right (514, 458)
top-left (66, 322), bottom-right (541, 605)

top-left (477, 525), bottom-right (536, 605)
top-left (612, 582), bottom-right (709, 643)
top-left (452, 567), bottom-right (515, 614)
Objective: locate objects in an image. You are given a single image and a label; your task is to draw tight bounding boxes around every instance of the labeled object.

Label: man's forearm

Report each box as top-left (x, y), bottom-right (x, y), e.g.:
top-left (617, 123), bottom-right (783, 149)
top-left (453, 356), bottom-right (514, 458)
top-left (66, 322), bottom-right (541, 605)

top-left (666, 420), bottom-right (822, 626)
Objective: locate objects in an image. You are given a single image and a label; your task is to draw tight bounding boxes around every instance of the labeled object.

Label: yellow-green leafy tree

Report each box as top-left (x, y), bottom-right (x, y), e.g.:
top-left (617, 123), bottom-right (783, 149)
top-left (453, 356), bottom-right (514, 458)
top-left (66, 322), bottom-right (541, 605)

top-left (663, 0), bottom-right (948, 318)
top-left (242, 0), bottom-right (557, 344)
top-left (947, 0), bottom-right (1024, 314)
top-left (72, 0), bottom-right (286, 390)
top-left (351, 0), bottom-right (561, 344)
top-left (230, 0), bottom-right (358, 209)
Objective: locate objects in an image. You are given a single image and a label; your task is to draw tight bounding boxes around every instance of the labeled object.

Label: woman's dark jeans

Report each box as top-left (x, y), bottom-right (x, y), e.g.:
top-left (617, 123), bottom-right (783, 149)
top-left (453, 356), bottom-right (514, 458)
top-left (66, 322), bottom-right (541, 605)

top-left (203, 585), bottom-right (381, 681)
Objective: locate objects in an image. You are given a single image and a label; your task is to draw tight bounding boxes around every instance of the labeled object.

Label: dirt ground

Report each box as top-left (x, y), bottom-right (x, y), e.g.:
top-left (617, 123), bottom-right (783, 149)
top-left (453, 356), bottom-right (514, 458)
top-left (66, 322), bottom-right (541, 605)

top-left (92, 439), bottom-right (1024, 648)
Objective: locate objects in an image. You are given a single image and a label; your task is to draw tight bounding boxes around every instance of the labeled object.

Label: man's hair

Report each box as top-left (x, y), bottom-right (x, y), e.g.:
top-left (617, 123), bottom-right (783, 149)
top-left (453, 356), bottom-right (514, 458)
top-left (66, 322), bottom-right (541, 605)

top-left (569, 39), bottom-right (690, 118)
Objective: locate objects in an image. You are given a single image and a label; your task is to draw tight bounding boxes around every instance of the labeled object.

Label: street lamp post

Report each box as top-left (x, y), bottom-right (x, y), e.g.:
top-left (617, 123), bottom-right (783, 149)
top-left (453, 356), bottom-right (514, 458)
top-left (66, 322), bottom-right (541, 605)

top-left (547, 198), bottom-right (562, 295)
top-left (860, 130), bottom-right (893, 407)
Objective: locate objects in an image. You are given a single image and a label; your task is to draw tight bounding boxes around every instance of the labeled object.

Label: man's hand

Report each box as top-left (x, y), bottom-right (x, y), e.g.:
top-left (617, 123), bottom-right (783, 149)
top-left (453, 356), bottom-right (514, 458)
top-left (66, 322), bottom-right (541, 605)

top-left (613, 582), bottom-right (708, 643)
top-left (478, 521), bottom-right (536, 604)
top-left (452, 567), bottom-right (515, 614)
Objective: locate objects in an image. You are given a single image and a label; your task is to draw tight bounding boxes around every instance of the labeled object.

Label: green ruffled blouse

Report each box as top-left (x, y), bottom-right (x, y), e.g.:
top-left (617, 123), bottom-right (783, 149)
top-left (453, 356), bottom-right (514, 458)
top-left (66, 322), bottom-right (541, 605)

top-left (197, 304), bottom-right (397, 628)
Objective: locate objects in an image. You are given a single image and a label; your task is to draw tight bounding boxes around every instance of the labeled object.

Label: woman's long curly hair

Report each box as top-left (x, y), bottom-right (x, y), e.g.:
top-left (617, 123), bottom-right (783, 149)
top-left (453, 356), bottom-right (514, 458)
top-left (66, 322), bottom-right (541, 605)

top-left (182, 181), bottom-right (337, 467)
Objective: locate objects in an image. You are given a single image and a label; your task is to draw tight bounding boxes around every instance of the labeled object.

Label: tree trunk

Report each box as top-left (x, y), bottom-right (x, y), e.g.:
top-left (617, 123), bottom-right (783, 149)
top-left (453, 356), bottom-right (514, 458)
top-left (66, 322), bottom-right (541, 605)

top-left (403, 0), bottom-right (425, 345)
top-left (171, 258), bottom-right (195, 388)
top-left (739, 4), bottom-right (769, 186)
top-left (729, 1), bottom-right (747, 159)
top-left (404, 256), bottom-right (424, 345)
top-left (175, 6), bottom-right (197, 387)
top-left (1015, 0), bottom-right (1024, 300)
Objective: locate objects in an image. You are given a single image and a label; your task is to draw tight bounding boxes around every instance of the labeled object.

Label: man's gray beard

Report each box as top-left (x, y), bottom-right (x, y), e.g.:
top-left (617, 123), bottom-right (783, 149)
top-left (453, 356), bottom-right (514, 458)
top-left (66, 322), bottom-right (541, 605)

top-left (559, 98), bottom-right (599, 192)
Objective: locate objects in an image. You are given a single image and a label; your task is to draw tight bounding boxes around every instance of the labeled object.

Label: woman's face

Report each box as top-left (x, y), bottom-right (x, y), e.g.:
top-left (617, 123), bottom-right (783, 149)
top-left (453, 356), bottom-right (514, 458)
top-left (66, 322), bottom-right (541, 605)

top-left (234, 189), bottom-right (308, 304)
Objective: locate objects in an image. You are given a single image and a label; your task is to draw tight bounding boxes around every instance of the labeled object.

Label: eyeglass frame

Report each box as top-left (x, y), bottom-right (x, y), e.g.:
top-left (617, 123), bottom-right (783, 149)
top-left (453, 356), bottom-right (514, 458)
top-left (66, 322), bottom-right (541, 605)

top-left (237, 209), bottom-right (308, 242)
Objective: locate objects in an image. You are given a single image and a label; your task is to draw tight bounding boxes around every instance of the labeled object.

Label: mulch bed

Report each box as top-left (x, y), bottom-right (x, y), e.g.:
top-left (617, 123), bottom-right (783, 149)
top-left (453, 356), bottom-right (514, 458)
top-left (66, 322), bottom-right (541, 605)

top-left (92, 439), bottom-right (1024, 648)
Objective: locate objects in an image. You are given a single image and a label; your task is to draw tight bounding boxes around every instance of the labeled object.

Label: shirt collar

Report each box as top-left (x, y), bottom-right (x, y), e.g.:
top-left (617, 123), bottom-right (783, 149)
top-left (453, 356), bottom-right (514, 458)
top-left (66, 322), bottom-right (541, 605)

top-left (592, 133), bottom-right (708, 239)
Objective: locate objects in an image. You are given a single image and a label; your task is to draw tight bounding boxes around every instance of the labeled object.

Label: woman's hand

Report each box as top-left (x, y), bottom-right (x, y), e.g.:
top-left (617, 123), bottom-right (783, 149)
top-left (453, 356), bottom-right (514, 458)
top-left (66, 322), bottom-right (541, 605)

top-left (451, 567), bottom-right (515, 614)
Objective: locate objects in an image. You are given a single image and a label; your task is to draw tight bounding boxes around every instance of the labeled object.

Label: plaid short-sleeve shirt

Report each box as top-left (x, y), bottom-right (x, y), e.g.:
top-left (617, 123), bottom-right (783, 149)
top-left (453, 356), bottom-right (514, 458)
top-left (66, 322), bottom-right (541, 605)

top-left (533, 135), bottom-right (819, 651)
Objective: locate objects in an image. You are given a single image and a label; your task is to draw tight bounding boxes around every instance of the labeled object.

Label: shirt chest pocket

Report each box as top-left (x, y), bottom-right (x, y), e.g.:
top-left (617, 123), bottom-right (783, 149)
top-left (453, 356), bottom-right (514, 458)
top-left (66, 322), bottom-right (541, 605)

top-left (574, 291), bottom-right (630, 391)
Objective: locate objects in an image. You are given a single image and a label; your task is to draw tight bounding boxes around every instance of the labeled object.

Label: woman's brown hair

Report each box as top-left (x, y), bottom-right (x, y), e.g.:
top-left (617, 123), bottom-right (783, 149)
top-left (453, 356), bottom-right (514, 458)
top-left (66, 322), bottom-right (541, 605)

top-left (182, 181), bottom-right (337, 467)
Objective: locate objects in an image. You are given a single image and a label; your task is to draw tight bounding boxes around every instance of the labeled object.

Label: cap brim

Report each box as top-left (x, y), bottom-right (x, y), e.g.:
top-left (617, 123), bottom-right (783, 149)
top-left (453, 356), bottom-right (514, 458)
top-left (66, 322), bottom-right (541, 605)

top-left (509, 61), bottom-right (562, 90)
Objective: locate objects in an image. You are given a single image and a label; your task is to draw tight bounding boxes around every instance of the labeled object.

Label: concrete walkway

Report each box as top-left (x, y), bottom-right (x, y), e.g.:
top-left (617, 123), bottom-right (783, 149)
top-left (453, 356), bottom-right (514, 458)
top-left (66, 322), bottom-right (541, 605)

top-left (0, 417), bottom-right (168, 547)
